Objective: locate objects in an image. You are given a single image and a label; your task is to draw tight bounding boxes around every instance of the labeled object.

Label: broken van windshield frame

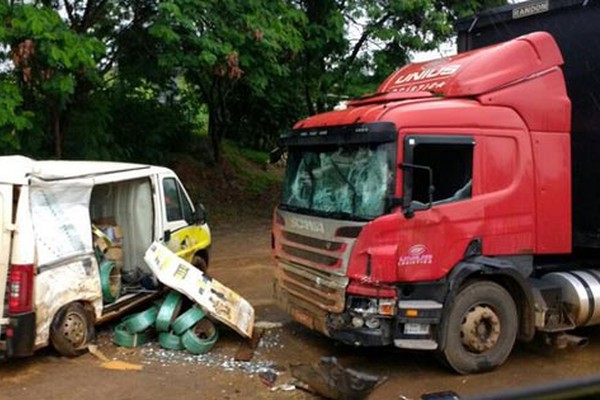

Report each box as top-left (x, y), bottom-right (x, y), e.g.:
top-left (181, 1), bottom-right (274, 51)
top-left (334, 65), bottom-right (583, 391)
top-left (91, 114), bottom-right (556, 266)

top-left (280, 140), bottom-right (396, 221)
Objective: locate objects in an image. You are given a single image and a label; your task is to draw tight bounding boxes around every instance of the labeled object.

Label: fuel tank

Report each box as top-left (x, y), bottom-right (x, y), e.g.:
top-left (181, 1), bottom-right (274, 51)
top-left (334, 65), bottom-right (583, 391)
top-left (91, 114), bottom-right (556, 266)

top-left (542, 270), bottom-right (600, 327)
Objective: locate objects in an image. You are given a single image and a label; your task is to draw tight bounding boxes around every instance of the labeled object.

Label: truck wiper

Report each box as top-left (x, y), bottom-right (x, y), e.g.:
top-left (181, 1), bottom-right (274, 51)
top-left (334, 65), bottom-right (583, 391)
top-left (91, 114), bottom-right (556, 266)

top-left (328, 158), bottom-right (357, 216)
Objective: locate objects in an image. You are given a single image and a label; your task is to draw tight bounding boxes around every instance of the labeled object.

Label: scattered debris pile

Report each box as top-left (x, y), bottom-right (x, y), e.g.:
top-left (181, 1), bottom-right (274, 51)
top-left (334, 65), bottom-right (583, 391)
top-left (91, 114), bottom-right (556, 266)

top-left (112, 290), bottom-right (219, 355)
top-left (104, 240), bottom-right (256, 359)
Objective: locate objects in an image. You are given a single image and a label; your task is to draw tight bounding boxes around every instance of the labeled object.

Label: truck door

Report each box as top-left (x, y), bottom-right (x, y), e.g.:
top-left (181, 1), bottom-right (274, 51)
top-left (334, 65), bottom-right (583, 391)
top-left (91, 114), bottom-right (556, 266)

top-left (160, 176), bottom-right (210, 265)
top-left (397, 135), bottom-right (484, 282)
top-left (0, 184), bottom-right (12, 322)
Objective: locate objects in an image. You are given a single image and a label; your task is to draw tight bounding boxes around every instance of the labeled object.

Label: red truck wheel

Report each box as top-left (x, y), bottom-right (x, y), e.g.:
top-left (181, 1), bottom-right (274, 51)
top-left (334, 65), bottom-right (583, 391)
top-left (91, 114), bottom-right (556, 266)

top-left (442, 281), bottom-right (517, 374)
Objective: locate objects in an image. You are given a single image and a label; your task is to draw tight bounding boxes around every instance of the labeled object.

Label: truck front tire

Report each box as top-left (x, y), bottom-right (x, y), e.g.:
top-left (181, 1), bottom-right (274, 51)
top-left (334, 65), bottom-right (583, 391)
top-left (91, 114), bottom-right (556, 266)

top-left (441, 281), bottom-right (517, 374)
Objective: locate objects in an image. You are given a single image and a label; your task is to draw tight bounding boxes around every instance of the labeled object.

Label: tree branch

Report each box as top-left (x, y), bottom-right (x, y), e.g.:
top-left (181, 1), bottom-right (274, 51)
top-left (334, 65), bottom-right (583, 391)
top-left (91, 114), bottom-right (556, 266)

top-left (80, 0), bottom-right (109, 32)
top-left (345, 12), bottom-right (392, 68)
top-left (63, 0), bottom-right (77, 27)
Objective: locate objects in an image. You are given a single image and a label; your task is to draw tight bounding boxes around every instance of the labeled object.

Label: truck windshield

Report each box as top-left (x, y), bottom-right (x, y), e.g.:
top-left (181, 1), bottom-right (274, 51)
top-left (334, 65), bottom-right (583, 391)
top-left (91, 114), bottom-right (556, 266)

top-left (281, 143), bottom-right (394, 220)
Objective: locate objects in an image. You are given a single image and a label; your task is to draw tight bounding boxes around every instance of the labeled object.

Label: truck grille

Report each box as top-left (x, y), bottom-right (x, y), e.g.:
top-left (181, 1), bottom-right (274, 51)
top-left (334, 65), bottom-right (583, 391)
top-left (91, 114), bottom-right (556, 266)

top-left (282, 231), bottom-right (343, 251)
top-left (279, 228), bottom-right (350, 273)
top-left (275, 261), bottom-right (347, 313)
top-left (274, 210), bottom-right (365, 330)
top-left (281, 245), bottom-right (339, 267)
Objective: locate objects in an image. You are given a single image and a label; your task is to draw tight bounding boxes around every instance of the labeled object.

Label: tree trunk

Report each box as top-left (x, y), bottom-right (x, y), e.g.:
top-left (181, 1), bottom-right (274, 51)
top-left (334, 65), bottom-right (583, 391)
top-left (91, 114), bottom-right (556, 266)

top-left (208, 106), bottom-right (221, 163)
top-left (51, 100), bottom-right (62, 159)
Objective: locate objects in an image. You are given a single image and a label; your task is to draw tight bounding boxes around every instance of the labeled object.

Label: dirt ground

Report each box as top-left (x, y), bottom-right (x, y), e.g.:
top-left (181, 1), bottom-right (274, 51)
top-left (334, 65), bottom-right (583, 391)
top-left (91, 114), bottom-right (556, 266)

top-left (2, 216), bottom-right (600, 400)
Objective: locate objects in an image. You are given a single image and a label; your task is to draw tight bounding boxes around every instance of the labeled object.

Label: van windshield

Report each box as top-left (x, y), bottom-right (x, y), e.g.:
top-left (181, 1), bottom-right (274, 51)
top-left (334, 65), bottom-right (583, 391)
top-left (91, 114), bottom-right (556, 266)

top-left (280, 143), bottom-right (395, 221)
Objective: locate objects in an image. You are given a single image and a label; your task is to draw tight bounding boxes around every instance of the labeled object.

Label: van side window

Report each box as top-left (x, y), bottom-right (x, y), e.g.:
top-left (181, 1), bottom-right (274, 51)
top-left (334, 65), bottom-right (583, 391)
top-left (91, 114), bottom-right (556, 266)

top-left (163, 177), bottom-right (195, 223)
top-left (163, 178), bottom-right (183, 221)
top-left (409, 140), bottom-right (473, 205)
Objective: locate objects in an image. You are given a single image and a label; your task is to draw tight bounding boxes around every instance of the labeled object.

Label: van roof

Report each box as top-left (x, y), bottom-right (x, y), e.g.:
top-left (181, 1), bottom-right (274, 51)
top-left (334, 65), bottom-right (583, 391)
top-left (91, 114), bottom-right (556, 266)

top-left (0, 155), bottom-right (170, 184)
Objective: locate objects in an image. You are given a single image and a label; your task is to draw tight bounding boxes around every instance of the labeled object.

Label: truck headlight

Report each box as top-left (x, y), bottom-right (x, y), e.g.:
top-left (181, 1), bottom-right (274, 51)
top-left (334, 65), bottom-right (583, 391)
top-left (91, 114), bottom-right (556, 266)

top-left (365, 317), bottom-right (381, 329)
top-left (351, 316), bottom-right (365, 328)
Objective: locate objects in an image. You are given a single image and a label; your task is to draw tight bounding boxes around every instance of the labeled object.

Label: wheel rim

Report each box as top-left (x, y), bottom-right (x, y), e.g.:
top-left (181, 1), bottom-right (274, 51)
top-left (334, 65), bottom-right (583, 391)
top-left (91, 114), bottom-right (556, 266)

top-left (62, 311), bottom-right (87, 348)
top-left (460, 305), bottom-right (501, 353)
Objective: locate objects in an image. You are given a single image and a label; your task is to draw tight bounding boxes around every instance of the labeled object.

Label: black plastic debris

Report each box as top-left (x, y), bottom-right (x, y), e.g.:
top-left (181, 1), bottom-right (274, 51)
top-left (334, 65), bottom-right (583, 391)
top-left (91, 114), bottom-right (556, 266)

top-left (290, 356), bottom-right (386, 400)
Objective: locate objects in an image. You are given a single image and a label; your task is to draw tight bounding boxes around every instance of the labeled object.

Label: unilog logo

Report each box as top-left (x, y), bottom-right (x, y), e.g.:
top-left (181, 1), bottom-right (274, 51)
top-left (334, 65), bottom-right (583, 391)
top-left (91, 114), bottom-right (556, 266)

top-left (289, 217), bottom-right (325, 234)
top-left (391, 64), bottom-right (461, 93)
top-left (398, 244), bottom-right (433, 266)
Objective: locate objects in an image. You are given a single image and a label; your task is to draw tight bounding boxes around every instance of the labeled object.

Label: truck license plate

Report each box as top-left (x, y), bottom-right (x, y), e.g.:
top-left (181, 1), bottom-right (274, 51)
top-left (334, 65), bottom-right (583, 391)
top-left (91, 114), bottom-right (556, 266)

top-left (404, 323), bottom-right (429, 335)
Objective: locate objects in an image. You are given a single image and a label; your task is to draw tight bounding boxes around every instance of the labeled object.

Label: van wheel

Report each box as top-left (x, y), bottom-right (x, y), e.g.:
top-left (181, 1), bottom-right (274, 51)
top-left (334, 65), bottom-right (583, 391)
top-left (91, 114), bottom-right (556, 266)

top-left (441, 281), bottom-right (517, 374)
top-left (192, 254), bottom-right (208, 273)
top-left (50, 302), bottom-right (95, 357)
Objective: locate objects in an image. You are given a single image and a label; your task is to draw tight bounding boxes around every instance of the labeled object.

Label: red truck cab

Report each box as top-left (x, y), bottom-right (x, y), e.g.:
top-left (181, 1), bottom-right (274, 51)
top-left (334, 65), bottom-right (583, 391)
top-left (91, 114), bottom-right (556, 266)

top-left (272, 31), bottom-right (575, 374)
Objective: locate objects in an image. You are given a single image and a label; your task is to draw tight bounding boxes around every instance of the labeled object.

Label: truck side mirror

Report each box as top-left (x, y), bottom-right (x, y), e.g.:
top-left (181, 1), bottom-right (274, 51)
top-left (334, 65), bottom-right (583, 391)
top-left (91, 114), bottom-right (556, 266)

top-left (400, 163), bottom-right (435, 218)
top-left (195, 202), bottom-right (208, 225)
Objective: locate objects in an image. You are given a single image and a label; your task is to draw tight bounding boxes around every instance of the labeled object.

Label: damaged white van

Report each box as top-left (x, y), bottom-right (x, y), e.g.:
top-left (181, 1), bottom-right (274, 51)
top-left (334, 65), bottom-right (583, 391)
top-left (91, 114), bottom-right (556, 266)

top-left (0, 156), bottom-right (211, 359)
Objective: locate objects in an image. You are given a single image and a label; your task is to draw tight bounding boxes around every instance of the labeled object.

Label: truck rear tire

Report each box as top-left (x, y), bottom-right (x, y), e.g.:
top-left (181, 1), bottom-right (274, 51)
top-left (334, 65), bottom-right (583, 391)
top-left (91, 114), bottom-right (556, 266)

top-left (441, 281), bottom-right (517, 374)
top-left (50, 302), bottom-right (95, 357)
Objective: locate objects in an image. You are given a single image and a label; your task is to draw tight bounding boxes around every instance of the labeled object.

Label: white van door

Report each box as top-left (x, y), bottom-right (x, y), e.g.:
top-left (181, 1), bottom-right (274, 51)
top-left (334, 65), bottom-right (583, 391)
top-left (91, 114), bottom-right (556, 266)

top-left (0, 184), bottom-right (13, 321)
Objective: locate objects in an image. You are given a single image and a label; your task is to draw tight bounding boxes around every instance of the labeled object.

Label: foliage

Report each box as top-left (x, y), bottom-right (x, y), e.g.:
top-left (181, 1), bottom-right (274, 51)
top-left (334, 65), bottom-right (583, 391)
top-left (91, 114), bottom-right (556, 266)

top-left (0, 80), bottom-right (32, 154)
top-left (0, 0), bottom-right (508, 163)
top-left (0, 2), bottom-right (104, 158)
top-left (149, 0), bottom-right (304, 160)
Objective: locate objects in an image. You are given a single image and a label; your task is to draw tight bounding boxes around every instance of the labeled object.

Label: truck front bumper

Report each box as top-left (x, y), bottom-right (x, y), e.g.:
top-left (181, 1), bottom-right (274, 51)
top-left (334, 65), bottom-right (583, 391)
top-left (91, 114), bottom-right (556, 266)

top-left (274, 259), bottom-right (447, 350)
top-left (325, 299), bottom-right (444, 349)
top-left (328, 316), bottom-right (393, 347)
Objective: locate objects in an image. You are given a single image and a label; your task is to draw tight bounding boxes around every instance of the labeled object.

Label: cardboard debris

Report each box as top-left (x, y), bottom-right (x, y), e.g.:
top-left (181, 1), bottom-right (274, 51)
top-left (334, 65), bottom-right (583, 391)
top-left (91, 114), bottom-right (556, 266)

top-left (254, 321), bottom-right (283, 330)
top-left (88, 345), bottom-right (110, 362)
top-left (144, 242), bottom-right (255, 339)
top-left (88, 345), bottom-right (143, 371)
top-left (105, 247), bottom-right (124, 262)
top-left (101, 361), bottom-right (143, 371)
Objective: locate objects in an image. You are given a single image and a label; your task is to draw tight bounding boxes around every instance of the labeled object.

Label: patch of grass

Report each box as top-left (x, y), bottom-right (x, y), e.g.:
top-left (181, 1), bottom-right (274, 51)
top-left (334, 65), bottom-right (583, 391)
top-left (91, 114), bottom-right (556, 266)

top-left (237, 146), bottom-right (269, 165)
top-left (170, 140), bottom-right (283, 226)
top-left (222, 141), bottom-right (280, 194)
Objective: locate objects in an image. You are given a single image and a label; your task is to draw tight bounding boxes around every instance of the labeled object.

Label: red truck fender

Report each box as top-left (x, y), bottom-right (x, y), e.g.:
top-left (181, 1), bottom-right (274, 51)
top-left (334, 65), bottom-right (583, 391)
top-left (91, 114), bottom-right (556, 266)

top-left (437, 256), bottom-right (536, 352)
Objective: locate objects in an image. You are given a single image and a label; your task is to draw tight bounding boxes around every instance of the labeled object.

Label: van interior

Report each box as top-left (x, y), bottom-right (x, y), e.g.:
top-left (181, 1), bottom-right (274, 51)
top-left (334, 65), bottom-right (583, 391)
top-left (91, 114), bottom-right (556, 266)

top-left (89, 178), bottom-right (156, 305)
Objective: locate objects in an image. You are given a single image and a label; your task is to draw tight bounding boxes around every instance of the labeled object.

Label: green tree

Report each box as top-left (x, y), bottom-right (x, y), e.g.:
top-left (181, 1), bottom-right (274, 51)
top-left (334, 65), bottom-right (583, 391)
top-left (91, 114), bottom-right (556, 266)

top-left (289, 0), bottom-right (507, 115)
top-left (150, 0), bottom-right (304, 161)
top-left (0, 2), bottom-right (104, 158)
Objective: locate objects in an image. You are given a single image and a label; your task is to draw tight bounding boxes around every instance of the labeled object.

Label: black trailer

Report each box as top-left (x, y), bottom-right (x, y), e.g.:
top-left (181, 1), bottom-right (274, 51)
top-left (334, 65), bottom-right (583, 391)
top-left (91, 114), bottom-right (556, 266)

top-left (456, 0), bottom-right (600, 249)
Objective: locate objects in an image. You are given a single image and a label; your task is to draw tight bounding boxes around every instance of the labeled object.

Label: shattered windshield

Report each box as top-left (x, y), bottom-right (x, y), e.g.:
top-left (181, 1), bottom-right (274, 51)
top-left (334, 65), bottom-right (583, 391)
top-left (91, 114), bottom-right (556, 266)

top-left (281, 143), bottom-right (394, 220)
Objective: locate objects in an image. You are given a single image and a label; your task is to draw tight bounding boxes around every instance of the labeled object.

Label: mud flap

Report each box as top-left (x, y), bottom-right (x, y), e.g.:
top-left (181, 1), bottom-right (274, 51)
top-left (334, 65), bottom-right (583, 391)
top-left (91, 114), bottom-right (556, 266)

top-left (8, 312), bottom-right (36, 357)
